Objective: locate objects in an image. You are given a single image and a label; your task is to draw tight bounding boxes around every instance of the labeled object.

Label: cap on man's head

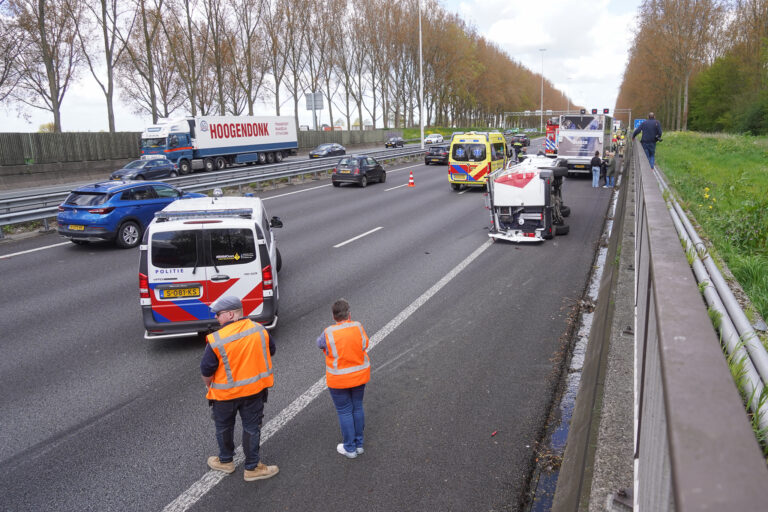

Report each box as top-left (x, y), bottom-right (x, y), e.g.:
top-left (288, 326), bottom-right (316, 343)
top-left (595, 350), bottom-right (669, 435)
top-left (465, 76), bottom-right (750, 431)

top-left (210, 295), bottom-right (242, 313)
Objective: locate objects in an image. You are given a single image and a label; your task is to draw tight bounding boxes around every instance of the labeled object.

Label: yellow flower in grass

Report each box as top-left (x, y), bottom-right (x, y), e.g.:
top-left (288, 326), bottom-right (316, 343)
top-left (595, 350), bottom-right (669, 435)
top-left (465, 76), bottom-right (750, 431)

top-left (704, 187), bottom-right (710, 192)
top-left (704, 193), bottom-right (710, 199)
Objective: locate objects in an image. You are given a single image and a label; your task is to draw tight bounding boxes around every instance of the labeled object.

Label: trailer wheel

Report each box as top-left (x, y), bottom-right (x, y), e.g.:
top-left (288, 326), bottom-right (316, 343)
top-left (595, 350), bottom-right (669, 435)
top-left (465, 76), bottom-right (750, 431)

top-left (561, 205), bottom-right (571, 218)
top-left (275, 151), bottom-right (283, 162)
top-left (203, 158), bottom-right (215, 172)
top-left (555, 224), bottom-right (570, 236)
top-left (178, 159), bottom-right (191, 175)
top-left (215, 157), bottom-right (226, 169)
top-left (258, 152), bottom-right (267, 164)
top-left (266, 152), bottom-right (275, 164)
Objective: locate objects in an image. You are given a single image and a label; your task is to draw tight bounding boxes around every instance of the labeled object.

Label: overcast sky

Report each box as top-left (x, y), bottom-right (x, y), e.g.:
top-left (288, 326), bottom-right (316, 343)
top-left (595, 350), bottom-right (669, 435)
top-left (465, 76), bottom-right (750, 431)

top-left (2, 0), bottom-right (641, 133)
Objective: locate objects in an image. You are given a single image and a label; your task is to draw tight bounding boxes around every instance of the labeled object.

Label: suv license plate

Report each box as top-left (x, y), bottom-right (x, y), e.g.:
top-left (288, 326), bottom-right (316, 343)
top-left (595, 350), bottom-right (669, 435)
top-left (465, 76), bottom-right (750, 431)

top-left (161, 288), bottom-right (200, 299)
top-left (69, 225), bottom-right (85, 230)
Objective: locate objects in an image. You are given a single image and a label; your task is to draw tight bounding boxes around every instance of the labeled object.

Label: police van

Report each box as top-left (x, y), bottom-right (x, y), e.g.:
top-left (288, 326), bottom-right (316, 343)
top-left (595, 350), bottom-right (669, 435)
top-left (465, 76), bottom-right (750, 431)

top-left (139, 190), bottom-right (283, 339)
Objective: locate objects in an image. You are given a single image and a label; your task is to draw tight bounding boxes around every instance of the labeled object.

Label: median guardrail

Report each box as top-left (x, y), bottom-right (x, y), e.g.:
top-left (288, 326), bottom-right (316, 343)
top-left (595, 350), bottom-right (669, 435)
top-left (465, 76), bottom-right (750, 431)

top-left (0, 146), bottom-right (425, 238)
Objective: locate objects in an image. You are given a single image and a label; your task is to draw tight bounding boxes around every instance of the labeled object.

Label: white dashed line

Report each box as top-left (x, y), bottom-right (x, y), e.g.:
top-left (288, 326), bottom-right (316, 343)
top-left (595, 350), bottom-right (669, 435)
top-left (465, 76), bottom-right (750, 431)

top-left (161, 238), bottom-right (494, 512)
top-left (332, 227), bottom-right (383, 248)
top-left (0, 242), bottom-right (70, 260)
top-left (384, 184), bottom-right (408, 192)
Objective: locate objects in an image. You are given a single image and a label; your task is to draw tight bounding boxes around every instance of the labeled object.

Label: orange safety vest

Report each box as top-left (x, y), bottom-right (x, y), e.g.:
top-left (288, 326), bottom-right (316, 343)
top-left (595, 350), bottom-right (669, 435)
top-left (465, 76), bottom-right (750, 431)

top-left (206, 318), bottom-right (274, 401)
top-left (324, 320), bottom-right (370, 389)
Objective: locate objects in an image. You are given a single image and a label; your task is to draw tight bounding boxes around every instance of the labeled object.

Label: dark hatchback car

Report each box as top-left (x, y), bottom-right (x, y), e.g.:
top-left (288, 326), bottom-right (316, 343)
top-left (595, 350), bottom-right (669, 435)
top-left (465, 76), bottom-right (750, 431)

top-left (110, 158), bottom-right (177, 180)
top-left (510, 134), bottom-right (531, 147)
top-left (309, 143), bottom-right (346, 158)
top-left (385, 136), bottom-right (404, 148)
top-left (425, 144), bottom-right (449, 165)
top-left (57, 181), bottom-right (204, 248)
top-left (332, 155), bottom-right (386, 187)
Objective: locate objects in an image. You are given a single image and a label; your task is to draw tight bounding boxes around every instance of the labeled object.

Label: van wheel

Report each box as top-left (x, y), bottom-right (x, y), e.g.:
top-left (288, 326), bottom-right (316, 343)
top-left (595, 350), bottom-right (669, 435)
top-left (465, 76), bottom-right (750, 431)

top-left (451, 183), bottom-right (461, 191)
top-left (555, 224), bottom-right (570, 236)
top-left (116, 221), bottom-right (141, 248)
top-left (203, 158), bottom-right (215, 172)
top-left (276, 248), bottom-right (282, 273)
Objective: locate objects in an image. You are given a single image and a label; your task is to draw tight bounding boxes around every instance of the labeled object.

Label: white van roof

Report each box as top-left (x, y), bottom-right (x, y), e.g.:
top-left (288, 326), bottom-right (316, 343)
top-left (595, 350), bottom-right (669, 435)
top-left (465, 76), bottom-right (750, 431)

top-left (154, 196), bottom-right (266, 224)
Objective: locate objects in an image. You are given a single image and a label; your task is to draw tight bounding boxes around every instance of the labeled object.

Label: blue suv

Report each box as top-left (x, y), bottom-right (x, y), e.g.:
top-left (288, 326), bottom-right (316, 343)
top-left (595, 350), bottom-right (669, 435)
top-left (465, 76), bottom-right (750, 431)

top-left (57, 181), bottom-right (204, 248)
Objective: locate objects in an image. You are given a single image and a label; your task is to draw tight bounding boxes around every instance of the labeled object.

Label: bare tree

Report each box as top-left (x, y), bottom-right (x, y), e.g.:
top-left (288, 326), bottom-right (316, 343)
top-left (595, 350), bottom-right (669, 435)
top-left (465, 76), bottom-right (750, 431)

top-left (0, 6), bottom-right (27, 104)
top-left (162, 0), bottom-right (208, 117)
top-left (10, 0), bottom-right (85, 132)
top-left (280, 0), bottom-right (309, 129)
top-left (262, 0), bottom-right (289, 115)
top-left (227, 0), bottom-right (267, 115)
top-left (68, 0), bottom-right (137, 132)
top-left (202, 0), bottom-right (229, 114)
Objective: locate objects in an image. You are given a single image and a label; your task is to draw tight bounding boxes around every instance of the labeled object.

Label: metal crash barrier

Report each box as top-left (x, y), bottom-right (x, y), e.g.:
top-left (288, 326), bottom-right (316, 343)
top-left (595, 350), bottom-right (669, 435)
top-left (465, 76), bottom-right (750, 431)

top-left (634, 139), bottom-right (767, 510)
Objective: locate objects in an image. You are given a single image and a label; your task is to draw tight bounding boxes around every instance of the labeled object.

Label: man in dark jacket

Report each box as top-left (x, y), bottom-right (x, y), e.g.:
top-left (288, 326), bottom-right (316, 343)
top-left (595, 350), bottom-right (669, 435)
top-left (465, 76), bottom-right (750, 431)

top-left (632, 112), bottom-right (663, 168)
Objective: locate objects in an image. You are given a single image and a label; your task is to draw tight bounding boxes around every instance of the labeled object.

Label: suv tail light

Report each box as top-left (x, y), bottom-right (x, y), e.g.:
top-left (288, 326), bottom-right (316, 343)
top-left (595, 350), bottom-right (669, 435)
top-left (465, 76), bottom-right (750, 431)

top-left (139, 273), bottom-right (149, 299)
top-left (88, 207), bottom-right (115, 214)
top-left (58, 205), bottom-right (65, 212)
top-left (353, 167), bottom-right (360, 174)
top-left (332, 167), bottom-right (337, 174)
top-left (262, 265), bottom-right (273, 291)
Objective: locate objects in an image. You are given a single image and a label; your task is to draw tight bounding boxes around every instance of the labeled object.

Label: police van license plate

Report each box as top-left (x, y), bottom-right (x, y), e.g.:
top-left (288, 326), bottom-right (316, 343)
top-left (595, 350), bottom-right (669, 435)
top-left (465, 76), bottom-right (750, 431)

top-left (69, 225), bottom-right (85, 230)
top-left (161, 288), bottom-right (200, 299)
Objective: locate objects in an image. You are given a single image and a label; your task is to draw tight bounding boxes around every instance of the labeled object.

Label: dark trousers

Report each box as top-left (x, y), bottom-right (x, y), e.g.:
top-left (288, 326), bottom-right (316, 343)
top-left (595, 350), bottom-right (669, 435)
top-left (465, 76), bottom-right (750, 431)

top-left (211, 390), bottom-right (266, 470)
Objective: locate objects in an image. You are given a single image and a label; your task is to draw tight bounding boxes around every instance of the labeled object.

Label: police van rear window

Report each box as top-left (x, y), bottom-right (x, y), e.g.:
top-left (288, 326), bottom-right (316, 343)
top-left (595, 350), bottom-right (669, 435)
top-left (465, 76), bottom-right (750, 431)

top-left (151, 231), bottom-right (199, 268)
top-left (64, 192), bottom-right (108, 206)
top-left (209, 229), bottom-right (256, 267)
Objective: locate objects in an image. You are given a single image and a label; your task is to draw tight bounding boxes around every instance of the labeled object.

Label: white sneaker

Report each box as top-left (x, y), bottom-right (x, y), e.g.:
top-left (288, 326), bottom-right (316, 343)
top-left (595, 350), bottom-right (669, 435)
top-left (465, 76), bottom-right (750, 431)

top-left (337, 443), bottom-right (357, 459)
top-left (356, 447), bottom-right (364, 455)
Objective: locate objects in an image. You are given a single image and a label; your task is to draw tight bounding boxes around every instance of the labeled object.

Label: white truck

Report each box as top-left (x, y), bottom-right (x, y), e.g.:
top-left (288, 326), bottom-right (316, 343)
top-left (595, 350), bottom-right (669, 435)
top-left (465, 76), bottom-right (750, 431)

top-left (557, 113), bottom-right (612, 175)
top-left (485, 154), bottom-right (570, 243)
top-left (140, 115), bottom-right (298, 175)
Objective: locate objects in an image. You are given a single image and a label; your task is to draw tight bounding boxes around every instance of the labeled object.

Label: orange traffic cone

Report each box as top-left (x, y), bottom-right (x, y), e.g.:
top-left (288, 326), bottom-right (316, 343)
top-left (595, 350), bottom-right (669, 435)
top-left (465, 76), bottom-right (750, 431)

top-left (408, 171), bottom-right (415, 187)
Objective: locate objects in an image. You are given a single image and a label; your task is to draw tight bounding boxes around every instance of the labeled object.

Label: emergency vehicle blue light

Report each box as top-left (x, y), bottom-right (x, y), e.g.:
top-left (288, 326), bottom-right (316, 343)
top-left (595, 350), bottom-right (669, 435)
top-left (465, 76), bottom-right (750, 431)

top-left (154, 209), bottom-right (253, 221)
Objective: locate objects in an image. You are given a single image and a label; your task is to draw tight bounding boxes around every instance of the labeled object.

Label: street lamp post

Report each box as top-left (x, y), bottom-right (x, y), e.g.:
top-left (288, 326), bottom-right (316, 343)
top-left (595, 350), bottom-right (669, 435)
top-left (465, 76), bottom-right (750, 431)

top-left (419, 1), bottom-right (424, 150)
top-left (539, 49), bottom-right (546, 132)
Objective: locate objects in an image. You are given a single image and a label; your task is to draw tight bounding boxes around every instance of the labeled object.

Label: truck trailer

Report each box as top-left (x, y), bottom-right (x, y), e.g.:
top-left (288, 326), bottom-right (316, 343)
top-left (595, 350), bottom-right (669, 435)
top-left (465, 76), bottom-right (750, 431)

top-left (557, 113), bottom-right (612, 175)
top-left (140, 116), bottom-right (298, 175)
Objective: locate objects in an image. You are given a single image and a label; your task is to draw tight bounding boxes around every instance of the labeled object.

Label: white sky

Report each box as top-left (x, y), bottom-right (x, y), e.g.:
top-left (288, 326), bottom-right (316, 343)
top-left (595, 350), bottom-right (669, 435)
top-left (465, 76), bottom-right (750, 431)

top-left (1, 0), bottom-right (641, 133)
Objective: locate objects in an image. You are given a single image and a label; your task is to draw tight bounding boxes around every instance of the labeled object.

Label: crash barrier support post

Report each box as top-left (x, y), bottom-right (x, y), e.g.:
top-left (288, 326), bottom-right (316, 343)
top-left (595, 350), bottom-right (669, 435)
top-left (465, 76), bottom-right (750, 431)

top-left (633, 139), bottom-right (768, 510)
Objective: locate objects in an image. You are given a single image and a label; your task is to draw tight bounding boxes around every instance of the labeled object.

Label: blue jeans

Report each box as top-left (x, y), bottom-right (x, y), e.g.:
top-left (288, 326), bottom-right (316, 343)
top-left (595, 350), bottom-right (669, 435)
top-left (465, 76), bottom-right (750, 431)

top-left (607, 175), bottom-right (615, 187)
top-left (642, 142), bottom-right (656, 168)
top-left (592, 166), bottom-right (600, 187)
top-left (211, 391), bottom-right (266, 470)
top-left (328, 384), bottom-right (365, 453)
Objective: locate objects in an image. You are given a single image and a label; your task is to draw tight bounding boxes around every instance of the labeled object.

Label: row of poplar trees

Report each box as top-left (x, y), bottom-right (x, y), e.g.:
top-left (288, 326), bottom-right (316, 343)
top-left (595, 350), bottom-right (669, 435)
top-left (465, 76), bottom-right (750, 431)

top-left (617, 0), bottom-right (768, 135)
top-left (0, 0), bottom-right (570, 133)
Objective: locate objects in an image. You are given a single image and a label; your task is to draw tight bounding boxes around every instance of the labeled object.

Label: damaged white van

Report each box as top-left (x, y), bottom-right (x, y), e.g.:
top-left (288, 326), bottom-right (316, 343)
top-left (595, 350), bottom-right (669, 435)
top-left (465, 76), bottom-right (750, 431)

top-left (139, 190), bottom-right (283, 339)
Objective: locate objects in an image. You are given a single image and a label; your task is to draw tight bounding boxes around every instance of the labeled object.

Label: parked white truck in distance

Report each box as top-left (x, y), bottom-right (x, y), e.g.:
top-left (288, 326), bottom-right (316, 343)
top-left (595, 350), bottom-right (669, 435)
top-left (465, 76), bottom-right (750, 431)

top-left (557, 114), bottom-right (612, 175)
top-left (140, 115), bottom-right (298, 175)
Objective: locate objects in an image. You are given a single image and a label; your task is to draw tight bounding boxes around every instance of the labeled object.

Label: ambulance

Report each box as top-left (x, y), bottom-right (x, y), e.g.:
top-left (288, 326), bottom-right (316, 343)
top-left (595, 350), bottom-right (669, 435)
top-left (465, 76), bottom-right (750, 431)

top-left (139, 190), bottom-right (283, 339)
top-left (448, 131), bottom-right (507, 191)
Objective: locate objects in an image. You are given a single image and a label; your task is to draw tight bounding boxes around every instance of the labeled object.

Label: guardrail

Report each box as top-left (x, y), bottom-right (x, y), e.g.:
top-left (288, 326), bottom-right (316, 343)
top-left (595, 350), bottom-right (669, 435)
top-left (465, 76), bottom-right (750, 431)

top-left (0, 146), bottom-right (425, 238)
top-left (634, 139), bottom-right (768, 510)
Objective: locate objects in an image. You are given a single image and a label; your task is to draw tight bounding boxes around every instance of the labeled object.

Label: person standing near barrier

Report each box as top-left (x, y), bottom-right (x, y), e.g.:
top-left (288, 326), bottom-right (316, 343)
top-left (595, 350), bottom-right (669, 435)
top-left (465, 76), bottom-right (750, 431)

top-left (604, 152), bottom-right (617, 188)
top-left (201, 295), bottom-right (279, 481)
top-left (632, 112), bottom-right (663, 169)
top-left (317, 299), bottom-right (371, 459)
top-left (590, 151), bottom-right (602, 188)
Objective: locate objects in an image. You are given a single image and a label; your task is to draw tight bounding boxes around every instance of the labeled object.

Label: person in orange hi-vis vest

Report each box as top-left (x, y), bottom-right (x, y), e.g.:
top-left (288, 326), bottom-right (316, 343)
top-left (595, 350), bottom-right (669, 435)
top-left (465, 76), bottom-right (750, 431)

top-left (201, 295), bottom-right (279, 481)
top-left (316, 298), bottom-right (371, 458)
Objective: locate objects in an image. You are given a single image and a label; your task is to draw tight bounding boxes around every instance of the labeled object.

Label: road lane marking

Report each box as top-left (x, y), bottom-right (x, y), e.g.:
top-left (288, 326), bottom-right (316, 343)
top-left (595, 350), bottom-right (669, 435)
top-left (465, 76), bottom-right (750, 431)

top-left (0, 242), bottom-right (70, 260)
top-left (162, 238), bottom-right (494, 512)
top-left (333, 226), bottom-right (383, 248)
top-left (384, 184), bottom-right (408, 192)
top-left (458, 189), bottom-right (469, 195)
top-left (262, 184), bottom-right (330, 201)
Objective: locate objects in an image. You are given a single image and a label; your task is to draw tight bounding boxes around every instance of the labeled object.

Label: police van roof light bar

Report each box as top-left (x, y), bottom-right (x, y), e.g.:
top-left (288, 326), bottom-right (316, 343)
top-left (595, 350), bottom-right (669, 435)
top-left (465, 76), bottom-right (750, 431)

top-left (154, 209), bottom-right (254, 222)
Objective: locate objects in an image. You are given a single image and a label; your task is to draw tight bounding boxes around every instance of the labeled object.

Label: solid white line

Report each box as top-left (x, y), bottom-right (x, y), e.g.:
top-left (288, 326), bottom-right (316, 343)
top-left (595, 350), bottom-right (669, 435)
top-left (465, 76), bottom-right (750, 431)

top-left (333, 226), bottom-right (383, 248)
top-left (262, 184), bottom-right (330, 201)
top-left (384, 184), bottom-right (408, 192)
top-left (0, 242), bottom-right (70, 260)
top-left (161, 238), bottom-right (494, 512)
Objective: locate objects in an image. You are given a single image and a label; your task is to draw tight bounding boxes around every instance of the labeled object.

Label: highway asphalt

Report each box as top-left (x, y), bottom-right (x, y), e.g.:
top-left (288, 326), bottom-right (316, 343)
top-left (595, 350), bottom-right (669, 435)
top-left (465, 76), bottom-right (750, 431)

top-left (0, 152), bottom-right (613, 511)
